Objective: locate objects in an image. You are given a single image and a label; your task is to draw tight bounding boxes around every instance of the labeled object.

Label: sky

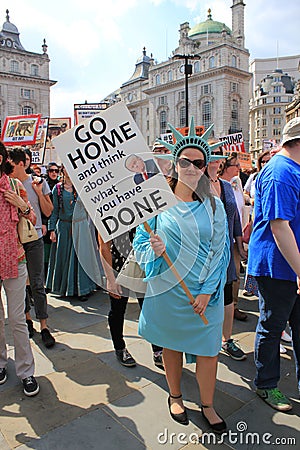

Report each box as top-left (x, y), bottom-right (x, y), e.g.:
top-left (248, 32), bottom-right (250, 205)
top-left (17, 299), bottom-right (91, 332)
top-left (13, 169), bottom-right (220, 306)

top-left (6, 0), bottom-right (300, 120)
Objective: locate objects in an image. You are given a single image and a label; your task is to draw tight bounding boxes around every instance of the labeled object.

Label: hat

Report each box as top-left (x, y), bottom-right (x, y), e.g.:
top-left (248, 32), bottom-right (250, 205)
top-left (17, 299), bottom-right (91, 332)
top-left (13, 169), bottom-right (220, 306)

top-left (281, 118), bottom-right (300, 146)
top-left (156, 117), bottom-right (226, 165)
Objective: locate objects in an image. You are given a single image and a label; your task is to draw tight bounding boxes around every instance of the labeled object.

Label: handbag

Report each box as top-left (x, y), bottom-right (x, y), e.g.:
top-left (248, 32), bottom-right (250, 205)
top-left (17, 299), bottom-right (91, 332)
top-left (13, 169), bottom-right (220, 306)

top-left (116, 249), bottom-right (146, 294)
top-left (116, 216), bottom-right (158, 294)
top-left (10, 178), bottom-right (39, 244)
top-left (242, 220), bottom-right (252, 244)
top-left (17, 215), bottom-right (39, 244)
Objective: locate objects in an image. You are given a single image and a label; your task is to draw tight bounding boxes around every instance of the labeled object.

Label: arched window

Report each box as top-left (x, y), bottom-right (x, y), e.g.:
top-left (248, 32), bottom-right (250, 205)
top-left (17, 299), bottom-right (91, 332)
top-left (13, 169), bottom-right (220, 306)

top-left (232, 55), bottom-right (237, 68)
top-left (10, 60), bottom-right (19, 73)
top-left (160, 110), bottom-right (167, 134)
top-left (22, 106), bottom-right (33, 115)
top-left (179, 106), bottom-right (186, 127)
top-left (231, 100), bottom-right (239, 132)
top-left (31, 64), bottom-right (39, 76)
top-left (209, 56), bottom-right (215, 69)
top-left (155, 74), bottom-right (161, 85)
top-left (202, 101), bottom-right (211, 130)
top-left (194, 61), bottom-right (200, 73)
top-left (167, 70), bottom-right (173, 82)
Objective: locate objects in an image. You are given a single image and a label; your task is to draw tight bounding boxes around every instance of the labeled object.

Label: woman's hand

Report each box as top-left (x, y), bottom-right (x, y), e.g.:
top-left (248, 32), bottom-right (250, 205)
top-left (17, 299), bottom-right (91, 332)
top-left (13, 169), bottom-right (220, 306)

top-left (50, 231), bottom-right (57, 242)
top-left (4, 190), bottom-right (28, 211)
top-left (150, 234), bottom-right (165, 257)
top-left (106, 277), bottom-right (123, 298)
top-left (192, 294), bottom-right (211, 316)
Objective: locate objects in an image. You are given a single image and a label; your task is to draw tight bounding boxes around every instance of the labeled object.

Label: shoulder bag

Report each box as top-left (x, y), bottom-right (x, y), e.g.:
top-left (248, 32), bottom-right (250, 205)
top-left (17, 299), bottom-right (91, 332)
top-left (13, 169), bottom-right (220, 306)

top-left (11, 178), bottom-right (39, 244)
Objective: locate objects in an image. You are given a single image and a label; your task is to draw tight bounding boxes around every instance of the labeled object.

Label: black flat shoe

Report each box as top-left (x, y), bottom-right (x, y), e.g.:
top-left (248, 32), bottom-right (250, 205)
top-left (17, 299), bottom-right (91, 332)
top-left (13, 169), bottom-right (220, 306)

top-left (168, 394), bottom-right (189, 425)
top-left (201, 405), bottom-right (227, 434)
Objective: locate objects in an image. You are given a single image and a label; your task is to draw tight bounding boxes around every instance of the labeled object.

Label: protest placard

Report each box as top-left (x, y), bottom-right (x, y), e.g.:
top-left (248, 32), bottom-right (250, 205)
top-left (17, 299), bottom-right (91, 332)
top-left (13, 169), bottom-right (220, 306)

top-left (53, 102), bottom-right (177, 242)
top-left (1, 114), bottom-right (40, 146)
top-left (74, 102), bottom-right (109, 125)
top-left (219, 132), bottom-right (245, 153)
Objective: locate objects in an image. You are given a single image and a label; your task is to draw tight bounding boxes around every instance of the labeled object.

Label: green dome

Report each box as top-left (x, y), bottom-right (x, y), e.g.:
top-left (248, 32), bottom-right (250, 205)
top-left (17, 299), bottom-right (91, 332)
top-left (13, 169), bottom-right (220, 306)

top-left (188, 9), bottom-right (231, 38)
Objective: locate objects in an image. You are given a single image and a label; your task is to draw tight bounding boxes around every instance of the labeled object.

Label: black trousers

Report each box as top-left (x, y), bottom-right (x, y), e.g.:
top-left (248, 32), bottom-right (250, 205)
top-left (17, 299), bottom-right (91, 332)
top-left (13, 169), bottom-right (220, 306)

top-left (108, 295), bottom-right (162, 353)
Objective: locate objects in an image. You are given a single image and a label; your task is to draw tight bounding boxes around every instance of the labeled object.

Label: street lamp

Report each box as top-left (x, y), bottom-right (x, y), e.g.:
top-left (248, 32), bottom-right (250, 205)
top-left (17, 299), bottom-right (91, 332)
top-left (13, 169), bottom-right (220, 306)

top-left (173, 54), bottom-right (200, 127)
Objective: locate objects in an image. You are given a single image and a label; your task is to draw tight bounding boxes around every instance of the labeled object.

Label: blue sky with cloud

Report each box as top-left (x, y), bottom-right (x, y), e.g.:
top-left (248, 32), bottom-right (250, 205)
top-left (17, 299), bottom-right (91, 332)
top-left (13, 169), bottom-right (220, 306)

top-left (6, 0), bottom-right (300, 119)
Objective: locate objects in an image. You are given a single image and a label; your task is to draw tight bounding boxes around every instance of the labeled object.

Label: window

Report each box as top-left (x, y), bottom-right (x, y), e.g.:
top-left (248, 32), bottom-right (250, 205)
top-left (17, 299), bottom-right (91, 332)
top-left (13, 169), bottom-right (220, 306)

top-left (146, 120), bottom-right (149, 130)
top-left (159, 96), bottom-right (167, 106)
top-left (179, 106), bottom-right (186, 127)
top-left (155, 74), bottom-right (161, 85)
top-left (194, 61), bottom-right (200, 73)
top-left (31, 64), bottom-right (39, 76)
top-left (274, 96), bottom-right (281, 103)
top-left (273, 118), bottom-right (281, 125)
top-left (160, 110), bottom-right (167, 134)
top-left (179, 91), bottom-right (185, 101)
top-left (230, 82), bottom-right (238, 92)
top-left (232, 55), bottom-right (237, 67)
top-left (10, 60), bottom-right (19, 73)
top-left (262, 119), bottom-right (267, 126)
top-left (273, 128), bottom-right (281, 136)
top-left (21, 89), bottom-right (34, 99)
top-left (22, 106), bottom-right (33, 115)
top-left (209, 56), bottom-right (215, 69)
top-left (273, 107), bottom-right (281, 114)
top-left (201, 84), bottom-right (211, 95)
top-left (202, 101), bottom-right (211, 130)
top-left (131, 111), bottom-right (137, 121)
top-left (262, 108), bottom-right (266, 116)
top-left (167, 70), bottom-right (173, 82)
top-left (231, 100), bottom-right (239, 132)
top-left (274, 85), bottom-right (281, 93)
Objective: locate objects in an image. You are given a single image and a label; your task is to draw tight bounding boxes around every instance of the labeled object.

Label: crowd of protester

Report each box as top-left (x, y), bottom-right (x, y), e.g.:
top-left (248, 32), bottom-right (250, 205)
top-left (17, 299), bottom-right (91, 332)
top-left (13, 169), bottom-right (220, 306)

top-left (0, 116), bottom-right (299, 432)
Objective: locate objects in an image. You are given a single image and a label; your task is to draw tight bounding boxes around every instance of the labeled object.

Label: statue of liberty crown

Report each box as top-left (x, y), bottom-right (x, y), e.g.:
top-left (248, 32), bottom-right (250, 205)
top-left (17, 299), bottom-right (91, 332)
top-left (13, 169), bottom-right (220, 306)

top-left (156, 117), bottom-right (224, 164)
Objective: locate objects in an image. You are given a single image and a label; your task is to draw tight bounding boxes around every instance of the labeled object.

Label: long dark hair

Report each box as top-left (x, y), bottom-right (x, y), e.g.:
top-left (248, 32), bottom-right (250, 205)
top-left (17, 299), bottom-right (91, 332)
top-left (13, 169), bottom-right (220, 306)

top-left (168, 161), bottom-right (216, 213)
top-left (0, 141), bottom-right (14, 176)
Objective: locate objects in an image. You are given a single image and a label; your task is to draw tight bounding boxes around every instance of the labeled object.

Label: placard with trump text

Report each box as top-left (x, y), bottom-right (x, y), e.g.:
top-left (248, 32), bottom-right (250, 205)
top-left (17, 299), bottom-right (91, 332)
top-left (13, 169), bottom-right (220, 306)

top-left (53, 102), bottom-right (177, 242)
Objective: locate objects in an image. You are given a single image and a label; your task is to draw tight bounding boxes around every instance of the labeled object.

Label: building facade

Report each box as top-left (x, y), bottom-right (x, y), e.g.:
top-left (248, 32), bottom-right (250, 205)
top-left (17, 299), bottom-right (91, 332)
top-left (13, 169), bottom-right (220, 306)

top-left (249, 55), bottom-right (300, 156)
top-left (0, 10), bottom-right (56, 132)
top-left (103, 0), bottom-right (251, 149)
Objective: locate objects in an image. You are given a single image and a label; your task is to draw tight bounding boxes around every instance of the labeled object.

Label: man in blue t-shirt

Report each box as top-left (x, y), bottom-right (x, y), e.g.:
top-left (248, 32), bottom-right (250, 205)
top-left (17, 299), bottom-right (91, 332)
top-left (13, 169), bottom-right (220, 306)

top-left (248, 117), bottom-right (300, 412)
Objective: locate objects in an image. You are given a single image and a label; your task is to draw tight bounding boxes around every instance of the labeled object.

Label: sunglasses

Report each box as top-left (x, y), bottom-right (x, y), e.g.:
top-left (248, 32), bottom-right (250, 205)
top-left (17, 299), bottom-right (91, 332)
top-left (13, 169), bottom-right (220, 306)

top-left (49, 168), bottom-right (59, 173)
top-left (261, 159), bottom-right (270, 164)
top-left (177, 158), bottom-right (206, 170)
top-left (212, 150), bottom-right (223, 156)
top-left (227, 163), bottom-right (240, 168)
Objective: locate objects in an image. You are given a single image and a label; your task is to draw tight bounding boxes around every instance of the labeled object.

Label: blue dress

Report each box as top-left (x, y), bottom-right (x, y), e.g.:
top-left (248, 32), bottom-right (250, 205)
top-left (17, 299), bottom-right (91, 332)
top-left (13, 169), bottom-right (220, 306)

top-left (46, 185), bottom-right (103, 297)
top-left (133, 197), bottom-right (230, 358)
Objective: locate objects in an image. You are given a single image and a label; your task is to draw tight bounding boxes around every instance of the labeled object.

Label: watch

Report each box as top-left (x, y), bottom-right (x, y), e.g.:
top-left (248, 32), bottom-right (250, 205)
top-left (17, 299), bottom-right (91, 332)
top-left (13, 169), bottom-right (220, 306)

top-left (22, 206), bottom-right (31, 215)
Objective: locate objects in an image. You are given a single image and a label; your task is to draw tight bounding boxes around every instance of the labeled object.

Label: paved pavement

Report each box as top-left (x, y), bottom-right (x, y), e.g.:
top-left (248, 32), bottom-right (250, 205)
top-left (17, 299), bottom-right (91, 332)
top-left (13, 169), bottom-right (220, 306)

top-left (0, 282), bottom-right (299, 449)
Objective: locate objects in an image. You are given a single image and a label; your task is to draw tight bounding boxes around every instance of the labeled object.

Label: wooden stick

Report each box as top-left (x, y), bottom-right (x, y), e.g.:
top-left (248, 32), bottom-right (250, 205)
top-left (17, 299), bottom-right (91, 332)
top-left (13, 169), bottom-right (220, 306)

top-left (144, 221), bottom-right (208, 325)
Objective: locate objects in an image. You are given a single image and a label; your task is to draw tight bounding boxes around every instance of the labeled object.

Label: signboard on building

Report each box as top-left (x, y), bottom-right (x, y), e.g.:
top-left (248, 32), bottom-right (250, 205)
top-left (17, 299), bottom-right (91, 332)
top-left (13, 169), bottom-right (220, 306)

top-left (53, 102), bottom-right (177, 242)
top-left (74, 102), bottom-right (109, 125)
top-left (1, 114), bottom-right (41, 146)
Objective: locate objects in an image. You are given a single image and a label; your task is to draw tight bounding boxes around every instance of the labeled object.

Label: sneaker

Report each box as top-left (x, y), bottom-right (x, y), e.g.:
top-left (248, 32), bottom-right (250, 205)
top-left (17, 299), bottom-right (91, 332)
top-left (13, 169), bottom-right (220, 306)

top-left (115, 348), bottom-right (136, 367)
top-left (281, 330), bottom-right (292, 343)
top-left (153, 351), bottom-right (164, 369)
top-left (41, 328), bottom-right (56, 348)
top-left (234, 308), bottom-right (248, 321)
top-left (26, 319), bottom-right (36, 339)
top-left (222, 339), bottom-right (247, 361)
top-left (256, 388), bottom-right (292, 411)
top-left (0, 368), bottom-right (7, 385)
top-left (280, 343), bottom-right (287, 354)
top-left (22, 376), bottom-right (40, 397)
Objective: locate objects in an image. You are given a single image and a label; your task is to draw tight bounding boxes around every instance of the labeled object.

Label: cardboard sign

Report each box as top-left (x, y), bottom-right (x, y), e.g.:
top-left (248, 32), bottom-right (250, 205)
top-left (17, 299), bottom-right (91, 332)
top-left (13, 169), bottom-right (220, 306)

top-left (1, 114), bottom-right (40, 146)
top-left (29, 117), bottom-right (49, 164)
top-left (223, 150), bottom-right (252, 170)
top-left (43, 117), bottom-right (72, 165)
top-left (219, 132), bottom-right (245, 153)
top-left (53, 102), bottom-right (177, 242)
top-left (74, 102), bottom-right (109, 125)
